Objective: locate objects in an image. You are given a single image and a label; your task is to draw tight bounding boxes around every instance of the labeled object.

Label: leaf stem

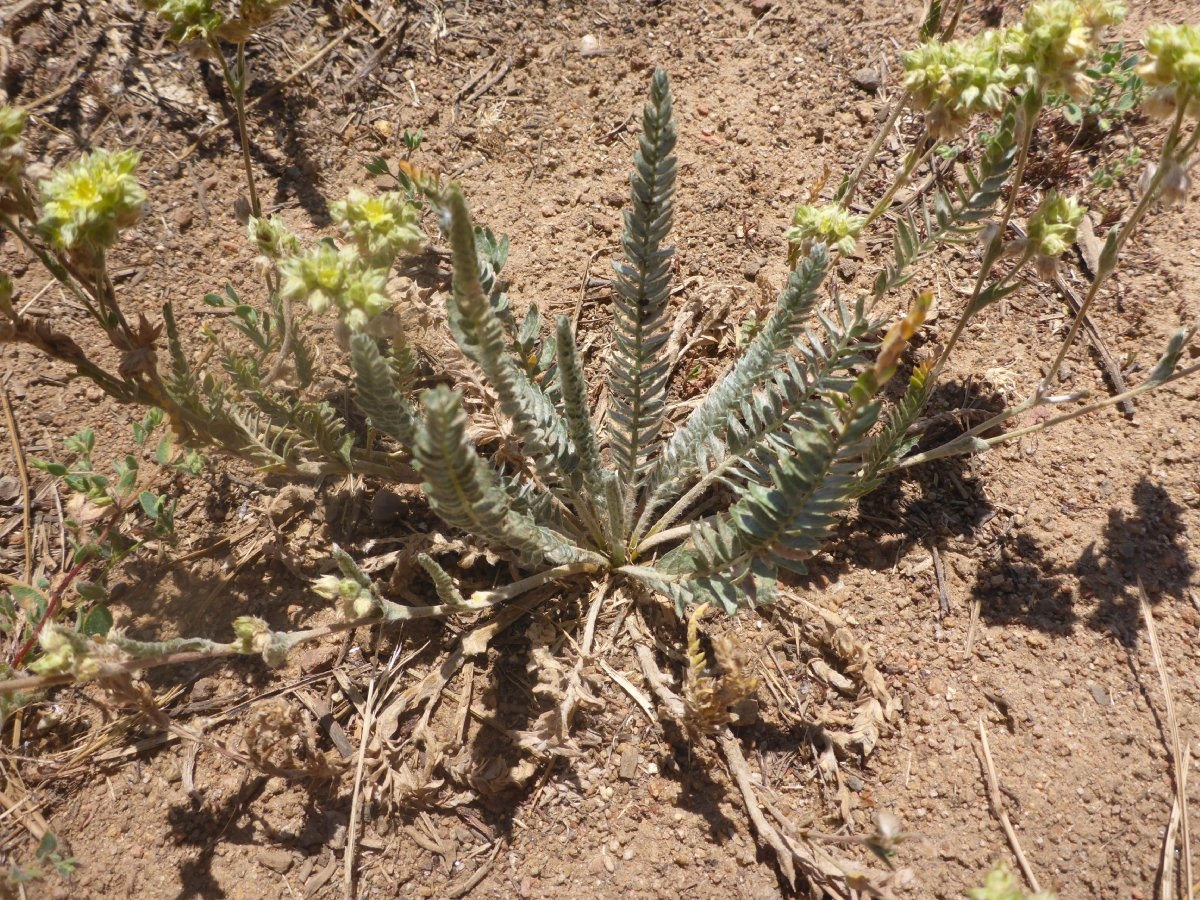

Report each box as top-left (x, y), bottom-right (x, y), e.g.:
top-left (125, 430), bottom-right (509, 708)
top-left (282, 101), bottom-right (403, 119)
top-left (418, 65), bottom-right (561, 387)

top-left (896, 360), bottom-right (1200, 468)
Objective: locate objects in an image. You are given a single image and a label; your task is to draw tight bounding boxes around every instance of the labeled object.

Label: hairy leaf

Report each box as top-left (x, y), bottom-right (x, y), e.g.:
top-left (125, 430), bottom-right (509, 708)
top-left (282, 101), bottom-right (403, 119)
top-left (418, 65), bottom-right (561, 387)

top-left (606, 67), bottom-right (677, 511)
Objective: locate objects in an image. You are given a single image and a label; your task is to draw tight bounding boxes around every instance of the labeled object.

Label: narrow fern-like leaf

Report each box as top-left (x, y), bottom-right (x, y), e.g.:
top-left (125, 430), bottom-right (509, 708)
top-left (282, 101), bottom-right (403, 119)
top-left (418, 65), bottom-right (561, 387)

top-left (639, 294), bottom-right (876, 544)
top-left (417, 552), bottom-right (468, 606)
top-left (850, 361), bottom-right (935, 497)
top-left (656, 389), bottom-right (881, 614)
top-left (607, 67), bottom-right (677, 509)
top-left (351, 332), bottom-right (417, 447)
top-left (637, 246), bottom-right (830, 536)
top-left (871, 103), bottom-right (1018, 307)
top-left (415, 386), bottom-right (603, 568)
top-left (444, 189), bottom-right (578, 490)
top-left (554, 315), bottom-right (610, 544)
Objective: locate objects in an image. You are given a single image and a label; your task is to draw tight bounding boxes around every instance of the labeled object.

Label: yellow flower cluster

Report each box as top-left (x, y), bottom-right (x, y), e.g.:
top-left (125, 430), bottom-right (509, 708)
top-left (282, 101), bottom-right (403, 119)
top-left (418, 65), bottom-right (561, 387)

top-left (785, 204), bottom-right (866, 256)
top-left (903, 0), bottom-right (1127, 136)
top-left (1141, 25), bottom-right (1200, 120)
top-left (330, 190), bottom-right (424, 268)
top-left (1027, 191), bottom-right (1085, 258)
top-left (38, 149), bottom-right (145, 258)
top-left (279, 243), bottom-right (390, 332)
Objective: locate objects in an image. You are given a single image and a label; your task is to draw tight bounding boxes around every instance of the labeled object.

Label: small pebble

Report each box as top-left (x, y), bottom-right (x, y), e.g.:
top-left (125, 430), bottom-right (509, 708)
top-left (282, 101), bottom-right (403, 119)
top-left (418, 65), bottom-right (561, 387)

top-left (851, 66), bottom-right (882, 94)
top-left (258, 849), bottom-right (293, 874)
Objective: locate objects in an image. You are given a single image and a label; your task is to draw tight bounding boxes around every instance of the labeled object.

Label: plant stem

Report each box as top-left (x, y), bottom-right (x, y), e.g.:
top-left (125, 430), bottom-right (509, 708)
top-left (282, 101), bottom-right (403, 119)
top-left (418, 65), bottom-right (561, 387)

top-left (916, 102), bottom-right (1190, 464)
top-left (865, 137), bottom-right (936, 226)
top-left (929, 242), bottom-right (1034, 386)
top-left (897, 359), bottom-right (1200, 468)
top-left (215, 40), bottom-right (262, 219)
top-left (9, 512), bottom-right (121, 668)
top-left (467, 562), bottom-right (602, 605)
top-left (0, 213), bottom-right (102, 321)
top-left (1039, 104), bottom-right (1187, 395)
top-left (996, 89), bottom-right (1041, 235)
top-left (842, 91), bottom-right (910, 210)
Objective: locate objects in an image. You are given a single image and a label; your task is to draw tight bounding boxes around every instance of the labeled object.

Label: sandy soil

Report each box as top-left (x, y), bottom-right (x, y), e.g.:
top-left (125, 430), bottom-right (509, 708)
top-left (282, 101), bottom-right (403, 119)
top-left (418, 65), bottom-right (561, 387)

top-left (1, 1), bottom-right (1198, 898)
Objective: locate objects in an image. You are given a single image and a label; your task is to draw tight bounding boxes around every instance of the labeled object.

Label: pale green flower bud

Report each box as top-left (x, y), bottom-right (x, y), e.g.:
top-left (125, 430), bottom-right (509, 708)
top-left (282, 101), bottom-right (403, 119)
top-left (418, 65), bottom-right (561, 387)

top-left (903, 31), bottom-right (1014, 136)
top-left (311, 575), bottom-right (378, 619)
top-left (247, 214), bottom-right (298, 259)
top-left (279, 242), bottom-right (390, 330)
top-left (38, 149), bottom-right (146, 257)
top-left (1011, 0), bottom-right (1096, 99)
top-left (28, 625), bottom-right (102, 680)
top-left (1078, 0), bottom-right (1126, 35)
top-left (0, 107), bottom-right (26, 185)
top-left (1027, 192), bottom-right (1085, 260)
top-left (1141, 25), bottom-right (1200, 109)
top-left (330, 190), bottom-right (424, 267)
top-left (785, 204), bottom-right (865, 256)
top-left (230, 616), bottom-right (293, 667)
top-left (143, 0), bottom-right (224, 43)
top-left (28, 627), bottom-right (76, 676)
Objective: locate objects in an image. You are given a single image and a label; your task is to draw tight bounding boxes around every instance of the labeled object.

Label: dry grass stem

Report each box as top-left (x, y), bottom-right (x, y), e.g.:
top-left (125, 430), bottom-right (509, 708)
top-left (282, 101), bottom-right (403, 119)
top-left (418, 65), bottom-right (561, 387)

top-left (976, 717), bottom-right (1041, 893)
top-left (1, 388), bottom-right (33, 583)
top-left (1139, 579), bottom-right (1195, 899)
top-left (345, 644), bottom-right (407, 900)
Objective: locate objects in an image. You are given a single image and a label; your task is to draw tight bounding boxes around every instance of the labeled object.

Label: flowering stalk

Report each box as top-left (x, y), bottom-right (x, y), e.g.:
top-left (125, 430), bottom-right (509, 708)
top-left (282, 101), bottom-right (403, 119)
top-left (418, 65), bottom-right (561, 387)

top-left (1038, 104), bottom-right (1190, 393)
top-left (863, 135), bottom-right (937, 226)
top-left (840, 92), bottom-right (911, 211)
top-left (213, 39), bottom-right (262, 219)
top-left (909, 100), bottom-right (1193, 467)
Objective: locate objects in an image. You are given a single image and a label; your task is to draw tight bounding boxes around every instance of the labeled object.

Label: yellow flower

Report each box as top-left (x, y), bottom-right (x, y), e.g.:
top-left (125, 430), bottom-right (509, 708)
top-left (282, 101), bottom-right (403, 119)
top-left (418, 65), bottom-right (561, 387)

top-left (786, 204), bottom-right (865, 256)
top-left (142, 0), bottom-right (223, 43)
top-left (1140, 25), bottom-right (1200, 113)
top-left (330, 189), bottom-right (424, 267)
top-left (38, 149), bottom-right (145, 255)
top-left (1027, 191), bottom-right (1085, 259)
top-left (280, 242), bottom-right (391, 330)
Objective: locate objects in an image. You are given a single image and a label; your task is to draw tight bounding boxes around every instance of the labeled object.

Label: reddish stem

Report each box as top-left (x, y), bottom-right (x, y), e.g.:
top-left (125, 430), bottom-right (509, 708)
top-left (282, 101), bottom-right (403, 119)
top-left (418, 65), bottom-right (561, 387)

top-left (9, 518), bottom-right (116, 669)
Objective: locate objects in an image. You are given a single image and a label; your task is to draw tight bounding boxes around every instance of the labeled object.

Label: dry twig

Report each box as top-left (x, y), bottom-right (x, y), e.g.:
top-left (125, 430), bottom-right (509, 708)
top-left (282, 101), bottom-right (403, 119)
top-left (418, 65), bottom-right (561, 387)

top-left (975, 717), bottom-right (1041, 893)
top-left (1139, 580), bottom-right (1194, 899)
top-left (1, 388), bottom-right (33, 583)
top-left (345, 645), bottom-right (408, 900)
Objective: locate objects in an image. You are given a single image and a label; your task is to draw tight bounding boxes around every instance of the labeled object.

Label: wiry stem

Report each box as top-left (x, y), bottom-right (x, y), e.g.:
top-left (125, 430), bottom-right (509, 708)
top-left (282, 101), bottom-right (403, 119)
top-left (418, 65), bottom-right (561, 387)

top-left (0, 212), bottom-right (101, 321)
top-left (842, 92), bottom-right (910, 210)
top-left (214, 40), bottom-right (263, 219)
top-left (1039, 103), bottom-right (1190, 396)
top-left (865, 135), bottom-right (936, 226)
top-left (929, 242), bottom-right (1035, 386)
top-left (916, 101), bottom-right (1192, 465)
top-left (897, 360), bottom-right (1200, 469)
top-left (995, 89), bottom-right (1042, 237)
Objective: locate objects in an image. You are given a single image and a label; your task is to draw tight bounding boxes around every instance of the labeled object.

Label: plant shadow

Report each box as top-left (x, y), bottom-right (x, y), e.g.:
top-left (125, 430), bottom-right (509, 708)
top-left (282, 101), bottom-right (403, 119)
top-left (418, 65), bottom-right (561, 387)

top-left (966, 476), bottom-right (1193, 643)
top-left (1074, 475), bottom-right (1195, 645)
top-left (165, 773), bottom-right (341, 900)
